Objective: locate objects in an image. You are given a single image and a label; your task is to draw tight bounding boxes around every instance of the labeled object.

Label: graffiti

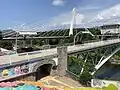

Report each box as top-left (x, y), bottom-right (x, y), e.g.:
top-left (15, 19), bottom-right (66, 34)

top-left (91, 79), bottom-right (105, 87)
top-left (0, 63), bottom-right (34, 79)
top-left (91, 79), bottom-right (120, 89)
top-left (8, 68), bottom-right (15, 76)
top-left (14, 66), bottom-right (22, 74)
top-left (21, 64), bottom-right (29, 73)
top-left (1, 69), bottom-right (8, 78)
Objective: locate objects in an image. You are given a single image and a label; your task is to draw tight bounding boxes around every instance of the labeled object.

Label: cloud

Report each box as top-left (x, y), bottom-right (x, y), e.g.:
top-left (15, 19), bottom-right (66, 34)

top-left (52, 0), bottom-right (66, 6)
top-left (52, 12), bottom-right (84, 25)
top-left (91, 4), bottom-right (120, 24)
top-left (28, 9), bottom-right (84, 31)
top-left (17, 4), bottom-right (120, 31)
top-left (50, 4), bottom-right (120, 28)
top-left (47, 10), bottom-right (84, 30)
top-left (78, 5), bottom-right (100, 11)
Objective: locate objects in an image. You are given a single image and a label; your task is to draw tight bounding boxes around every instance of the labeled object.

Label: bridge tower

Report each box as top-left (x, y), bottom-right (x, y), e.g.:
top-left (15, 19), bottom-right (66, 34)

top-left (57, 46), bottom-right (67, 76)
top-left (69, 8), bottom-right (76, 36)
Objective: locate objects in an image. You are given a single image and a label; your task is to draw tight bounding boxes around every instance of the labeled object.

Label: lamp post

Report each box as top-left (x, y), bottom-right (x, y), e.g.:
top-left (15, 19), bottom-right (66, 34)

top-left (15, 32), bottom-right (18, 54)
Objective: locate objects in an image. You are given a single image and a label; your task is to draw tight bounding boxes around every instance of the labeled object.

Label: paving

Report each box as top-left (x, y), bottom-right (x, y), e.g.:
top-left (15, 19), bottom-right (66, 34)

top-left (38, 76), bottom-right (82, 88)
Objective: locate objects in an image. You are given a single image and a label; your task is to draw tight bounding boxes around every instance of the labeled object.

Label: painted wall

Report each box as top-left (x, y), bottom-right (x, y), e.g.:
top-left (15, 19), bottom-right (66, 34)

top-left (0, 62), bottom-right (35, 79)
top-left (91, 79), bottom-right (120, 90)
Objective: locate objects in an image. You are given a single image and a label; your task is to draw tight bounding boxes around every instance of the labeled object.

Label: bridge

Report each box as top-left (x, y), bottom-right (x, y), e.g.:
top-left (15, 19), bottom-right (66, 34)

top-left (3, 36), bottom-right (70, 40)
top-left (1, 38), bottom-right (120, 65)
top-left (1, 8), bottom-right (120, 82)
top-left (0, 38), bottom-right (120, 81)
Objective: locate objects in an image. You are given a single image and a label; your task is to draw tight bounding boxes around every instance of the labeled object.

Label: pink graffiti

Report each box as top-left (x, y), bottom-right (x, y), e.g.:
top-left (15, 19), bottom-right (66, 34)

top-left (14, 66), bottom-right (22, 74)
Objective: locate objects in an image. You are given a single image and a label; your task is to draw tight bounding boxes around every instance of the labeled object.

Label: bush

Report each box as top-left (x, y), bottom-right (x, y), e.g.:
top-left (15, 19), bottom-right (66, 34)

top-left (68, 56), bottom-right (94, 85)
top-left (0, 41), bottom-right (13, 50)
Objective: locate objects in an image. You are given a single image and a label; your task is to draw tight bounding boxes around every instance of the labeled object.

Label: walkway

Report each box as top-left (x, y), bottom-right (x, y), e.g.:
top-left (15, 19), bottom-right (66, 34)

top-left (0, 39), bottom-right (120, 66)
top-left (38, 76), bottom-right (82, 88)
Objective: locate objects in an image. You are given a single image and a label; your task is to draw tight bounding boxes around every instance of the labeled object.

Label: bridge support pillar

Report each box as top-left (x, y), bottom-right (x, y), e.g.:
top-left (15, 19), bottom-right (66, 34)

top-left (57, 46), bottom-right (67, 77)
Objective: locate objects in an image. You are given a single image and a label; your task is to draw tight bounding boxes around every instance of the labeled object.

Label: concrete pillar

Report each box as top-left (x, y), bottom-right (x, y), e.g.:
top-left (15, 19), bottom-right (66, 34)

top-left (30, 39), bottom-right (32, 47)
top-left (23, 40), bottom-right (26, 47)
top-left (57, 46), bottom-right (67, 76)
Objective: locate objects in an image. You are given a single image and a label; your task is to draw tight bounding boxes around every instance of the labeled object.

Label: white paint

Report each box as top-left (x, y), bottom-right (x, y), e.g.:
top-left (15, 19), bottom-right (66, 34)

top-left (19, 31), bottom-right (37, 35)
top-left (52, 58), bottom-right (58, 65)
top-left (0, 48), bottom-right (9, 52)
top-left (69, 8), bottom-right (76, 36)
top-left (82, 31), bottom-right (90, 33)
top-left (101, 28), bottom-right (120, 34)
top-left (93, 47), bottom-right (120, 74)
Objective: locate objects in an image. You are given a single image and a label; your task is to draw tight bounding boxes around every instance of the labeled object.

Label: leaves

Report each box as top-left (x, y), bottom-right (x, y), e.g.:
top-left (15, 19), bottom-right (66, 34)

top-left (0, 41), bottom-right (13, 50)
top-left (68, 55), bottom-right (94, 85)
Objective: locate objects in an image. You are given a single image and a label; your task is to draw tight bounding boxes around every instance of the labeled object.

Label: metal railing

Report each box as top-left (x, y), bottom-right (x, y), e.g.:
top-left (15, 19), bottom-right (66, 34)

top-left (66, 70), bottom-right (79, 81)
top-left (1, 38), bottom-right (120, 66)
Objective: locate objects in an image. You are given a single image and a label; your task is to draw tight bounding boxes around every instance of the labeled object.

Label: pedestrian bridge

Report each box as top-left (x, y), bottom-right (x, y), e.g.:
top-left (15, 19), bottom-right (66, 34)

top-left (0, 38), bottom-right (120, 81)
top-left (1, 39), bottom-right (120, 66)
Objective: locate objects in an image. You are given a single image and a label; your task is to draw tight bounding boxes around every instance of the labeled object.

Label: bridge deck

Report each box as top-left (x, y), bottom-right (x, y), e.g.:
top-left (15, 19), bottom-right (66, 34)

top-left (3, 36), bottom-right (70, 39)
top-left (0, 39), bottom-right (120, 66)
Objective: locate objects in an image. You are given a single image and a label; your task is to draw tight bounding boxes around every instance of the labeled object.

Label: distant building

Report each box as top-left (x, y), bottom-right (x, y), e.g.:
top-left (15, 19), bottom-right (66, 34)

top-left (100, 24), bottom-right (120, 34)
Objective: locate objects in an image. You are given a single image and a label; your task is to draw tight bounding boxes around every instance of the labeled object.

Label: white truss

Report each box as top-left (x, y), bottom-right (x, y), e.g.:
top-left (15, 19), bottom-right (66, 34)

top-left (92, 46), bottom-right (120, 75)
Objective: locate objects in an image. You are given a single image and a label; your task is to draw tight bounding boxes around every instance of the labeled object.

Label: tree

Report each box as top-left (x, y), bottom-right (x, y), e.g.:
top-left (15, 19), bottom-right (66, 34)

top-left (0, 41), bottom-right (13, 50)
top-left (0, 30), bottom-right (2, 40)
top-left (68, 56), bottom-right (94, 85)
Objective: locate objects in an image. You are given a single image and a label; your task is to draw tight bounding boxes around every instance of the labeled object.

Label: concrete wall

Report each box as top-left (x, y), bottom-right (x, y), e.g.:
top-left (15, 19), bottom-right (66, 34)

top-left (91, 79), bottom-right (120, 89)
top-left (57, 46), bottom-right (67, 76)
top-left (32, 59), bottom-right (56, 72)
top-left (0, 46), bottom-right (68, 81)
top-left (2, 73), bottom-right (36, 82)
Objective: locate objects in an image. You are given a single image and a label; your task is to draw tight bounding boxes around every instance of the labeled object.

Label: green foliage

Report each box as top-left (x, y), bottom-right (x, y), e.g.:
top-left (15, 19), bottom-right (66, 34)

top-left (79, 71), bottom-right (92, 85)
top-left (113, 51), bottom-right (120, 60)
top-left (0, 31), bottom-right (2, 40)
top-left (32, 39), bottom-right (44, 46)
top-left (35, 27), bottom-right (101, 46)
top-left (89, 28), bottom-right (101, 35)
top-left (49, 39), bottom-right (59, 45)
top-left (68, 56), bottom-right (81, 74)
top-left (68, 55), bottom-right (95, 85)
top-left (0, 41), bottom-right (13, 50)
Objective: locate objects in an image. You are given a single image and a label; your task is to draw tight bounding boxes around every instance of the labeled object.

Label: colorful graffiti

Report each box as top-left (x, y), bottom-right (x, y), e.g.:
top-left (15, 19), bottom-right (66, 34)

top-left (0, 63), bottom-right (33, 79)
top-left (0, 81), bottom-right (118, 90)
top-left (0, 81), bottom-right (41, 90)
top-left (91, 79), bottom-right (119, 90)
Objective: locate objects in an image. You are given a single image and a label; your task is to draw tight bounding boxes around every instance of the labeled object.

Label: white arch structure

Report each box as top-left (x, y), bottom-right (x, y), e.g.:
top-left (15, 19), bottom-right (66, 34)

top-left (92, 46), bottom-right (120, 75)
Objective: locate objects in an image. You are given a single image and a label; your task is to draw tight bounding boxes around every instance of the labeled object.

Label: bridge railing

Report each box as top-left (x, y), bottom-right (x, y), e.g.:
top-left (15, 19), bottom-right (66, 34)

top-left (1, 38), bottom-right (120, 66)
top-left (66, 70), bottom-right (79, 81)
top-left (0, 54), bottom-right (28, 66)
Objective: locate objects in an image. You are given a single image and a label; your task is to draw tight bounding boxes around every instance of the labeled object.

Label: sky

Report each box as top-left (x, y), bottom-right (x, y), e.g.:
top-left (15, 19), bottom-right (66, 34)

top-left (1, 0), bottom-right (120, 30)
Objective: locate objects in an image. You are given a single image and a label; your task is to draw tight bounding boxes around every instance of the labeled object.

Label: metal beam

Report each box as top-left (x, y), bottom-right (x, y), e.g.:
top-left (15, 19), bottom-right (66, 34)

top-left (3, 36), bottom-right (70, 40)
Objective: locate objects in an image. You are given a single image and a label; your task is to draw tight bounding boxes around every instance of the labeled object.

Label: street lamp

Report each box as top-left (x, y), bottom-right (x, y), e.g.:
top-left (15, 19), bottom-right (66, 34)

top-left (12, 25), bottom-right (19, 54)
top-left (15, 31), bottom-right (18, 54)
